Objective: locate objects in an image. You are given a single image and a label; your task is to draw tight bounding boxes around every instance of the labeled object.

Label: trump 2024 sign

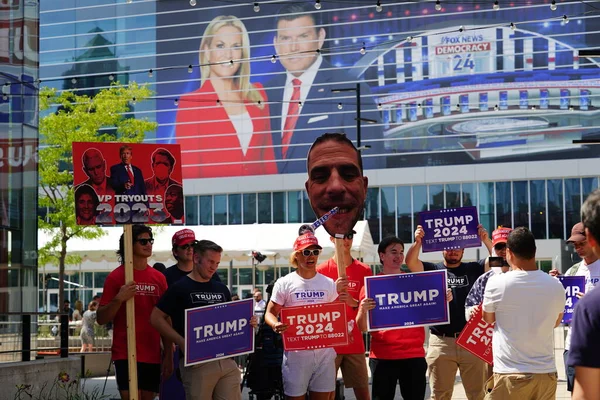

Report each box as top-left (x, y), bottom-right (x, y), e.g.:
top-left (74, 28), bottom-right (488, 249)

top-left (365, 270), bottom-right (449, 331)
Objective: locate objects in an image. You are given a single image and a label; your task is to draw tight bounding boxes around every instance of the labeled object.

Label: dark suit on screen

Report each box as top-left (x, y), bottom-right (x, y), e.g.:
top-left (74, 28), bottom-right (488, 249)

top-left (109, 163), bottom-right (147, 197)
top-left (267, 59), bottom-right (384, 174)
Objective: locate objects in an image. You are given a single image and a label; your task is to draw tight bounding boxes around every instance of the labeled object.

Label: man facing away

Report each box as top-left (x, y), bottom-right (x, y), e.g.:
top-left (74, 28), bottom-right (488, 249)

top-left (482, 227), bottom-right (565, 400)
top-left (317, 230), bottom-right (372, 400)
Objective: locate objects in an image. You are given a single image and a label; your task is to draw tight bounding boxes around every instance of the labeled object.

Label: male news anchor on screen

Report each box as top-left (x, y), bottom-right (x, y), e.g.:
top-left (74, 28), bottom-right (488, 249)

top-left (267, 3), bottom-right (383, 174)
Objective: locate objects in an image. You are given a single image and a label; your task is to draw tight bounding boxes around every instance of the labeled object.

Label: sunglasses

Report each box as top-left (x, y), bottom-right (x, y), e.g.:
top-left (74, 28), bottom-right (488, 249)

top-left (136, 238), bottom-right (154, 246)
top-left (302, 249), bottom-right (321, 257)
top-left (494, 243), bottom-right (506, 250)
top-left (178, 243), bottom-right (194, 250)
top-left (344, 233), bottom-right (354, 240)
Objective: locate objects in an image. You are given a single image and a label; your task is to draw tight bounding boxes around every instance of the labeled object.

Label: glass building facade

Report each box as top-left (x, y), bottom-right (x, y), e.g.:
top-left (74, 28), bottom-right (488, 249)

top-left (0, 0), bottom-right (40, 339)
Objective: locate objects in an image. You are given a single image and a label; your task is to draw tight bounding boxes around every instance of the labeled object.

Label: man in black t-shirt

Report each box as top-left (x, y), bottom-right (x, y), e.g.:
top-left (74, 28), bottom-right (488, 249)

top-left (151, 240), bottom-right (255, 400)
top-left (406, 224), bottom-right (492, 400)
top-left (163, 228), bottom-right (221, 287)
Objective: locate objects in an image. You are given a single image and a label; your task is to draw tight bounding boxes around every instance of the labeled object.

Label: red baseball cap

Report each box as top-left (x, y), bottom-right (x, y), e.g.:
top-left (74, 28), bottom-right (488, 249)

top-left (293, 233), bottom-right (322, 252)
top-left (172, 229), bottom-right (195, 247)
top-left (567, 222), bottom-right (586, 243)
top-left (492, 227), bottom-right (512, 247)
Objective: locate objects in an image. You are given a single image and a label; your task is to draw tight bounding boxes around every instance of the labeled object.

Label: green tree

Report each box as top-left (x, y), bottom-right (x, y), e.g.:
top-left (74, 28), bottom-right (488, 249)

top-left (38, 82), bottom-right (157, 308)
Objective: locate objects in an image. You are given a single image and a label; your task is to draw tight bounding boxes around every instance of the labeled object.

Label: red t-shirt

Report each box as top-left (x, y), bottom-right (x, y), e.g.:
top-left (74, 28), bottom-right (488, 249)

top-left (100, 265), bottom-right (168, 363)
top-left (317, 258), bottom-right (372, 354)
top-left (359, 282), bottom-right (426, 360)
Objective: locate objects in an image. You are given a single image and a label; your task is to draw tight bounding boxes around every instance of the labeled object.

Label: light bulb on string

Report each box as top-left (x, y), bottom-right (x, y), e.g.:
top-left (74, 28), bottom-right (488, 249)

top-left (1, 94), bottom-right (7, 101)
top-left (298, 101), bottom-right (303, 109)
top-left (108, 74), bottom-right (114, 81)
top-left (338, 103), bottom-right (343, 110)
top-left (188, 65), bottom-right (193, 73)
top-left (550, 0), bottom-right (557, 11)
top-left (229, 60), bottom-right (234, 68)
top-left (493, 1), bottom-right (499, 11)
top-left (406, 36), bottom-right (413, 43)
top-left (494, 105), bottom-right (499, 111)
top-left (253, 2), bottom-right (260, 12)
top-left (377, 103), bottom-right (382, 111)
top-left (2, 83), bottom-right (10, 94)
top-left (562, 15), bottom-right (569, 24)
top-left (148, 69), bottom-right (153, 78)
top-left (126, 0), bottom-right (132, 3)
top-left (435, 0), bottom-right (441, 11)
top-left (174, 98), bottom-right (179, 106)
top-left (360, 43), bottom-right (366, 55)
top-left (510, 22), bottom-right (516, 31)
top-left (314, 0), bottom-right (321, 10)
top-left (376, 1), bottom-right (382, 12)
top-left (189, 0), bottom-right (196, 6)
top-left (71, 78), bottom-right (77, 85)
top-left (459, 26), bottom-right (465, 33)
top-left (271, 55), bottom-right (277, 63)
top-left (131, 97), bottom-right (137, 105)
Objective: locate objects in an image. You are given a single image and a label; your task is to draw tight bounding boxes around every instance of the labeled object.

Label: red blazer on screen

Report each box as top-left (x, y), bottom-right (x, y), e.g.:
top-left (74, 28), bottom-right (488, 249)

top-left (175, 81), bottom-right (277, 179)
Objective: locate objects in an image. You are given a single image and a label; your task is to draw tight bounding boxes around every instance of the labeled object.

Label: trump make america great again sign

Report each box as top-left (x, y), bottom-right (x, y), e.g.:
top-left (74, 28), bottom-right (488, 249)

top-left (365, 270), bottom-right (449, 331)
top-left (184, 299), bottom-right (254, 366)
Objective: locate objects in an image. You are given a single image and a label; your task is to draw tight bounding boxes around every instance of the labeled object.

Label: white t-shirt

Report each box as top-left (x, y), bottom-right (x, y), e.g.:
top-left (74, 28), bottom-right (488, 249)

top-left (271, 271), bottom-right (337, 308)
top-left (565, 259), bottom-right (600, 350)
top-left (483, 269), bottom-right (565, 374)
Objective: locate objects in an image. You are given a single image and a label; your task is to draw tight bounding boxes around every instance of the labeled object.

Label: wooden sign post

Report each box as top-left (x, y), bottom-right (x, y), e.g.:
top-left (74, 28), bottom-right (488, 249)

top-left (123, 224), bottom-right (139, 400)
top-left (334, 235), bottom-right (348, 278)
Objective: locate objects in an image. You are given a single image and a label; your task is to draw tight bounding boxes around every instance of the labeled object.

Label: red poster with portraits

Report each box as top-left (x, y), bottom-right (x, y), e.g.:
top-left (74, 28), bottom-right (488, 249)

top-left (280, 302), bottom-right (349, 351)
top-left (72, 142), bottom-right (184, 226)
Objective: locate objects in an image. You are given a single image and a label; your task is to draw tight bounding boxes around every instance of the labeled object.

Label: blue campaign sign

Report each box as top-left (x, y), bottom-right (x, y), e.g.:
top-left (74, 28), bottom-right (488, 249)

top-left (557, 276), bottom-right (585, 324)
top-left (365, 270), bottom-right (449, 331)
top-left (184, 298), bottom-right (255, 366)
top-left (419, 206), bottom-right (481, 252)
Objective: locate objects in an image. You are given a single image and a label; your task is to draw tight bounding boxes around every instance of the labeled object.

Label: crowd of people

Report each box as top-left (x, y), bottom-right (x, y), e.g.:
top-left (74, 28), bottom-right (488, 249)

top-left (89, 133), bottom-right (600, 400)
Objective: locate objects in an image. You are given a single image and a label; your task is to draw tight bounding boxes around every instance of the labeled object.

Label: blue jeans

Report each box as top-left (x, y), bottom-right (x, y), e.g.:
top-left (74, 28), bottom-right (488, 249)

top-left (564, 350), bottom-right (575, 392)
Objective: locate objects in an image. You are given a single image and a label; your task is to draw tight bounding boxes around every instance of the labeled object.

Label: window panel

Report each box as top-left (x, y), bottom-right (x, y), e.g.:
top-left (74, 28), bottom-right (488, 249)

top-left (287, 191), bottom-right (301, 223)
top-left (199, 195), bottom-right (213, 225)
top-left (445, 184), bottom-right (460, 208)
top-left (228, 194), bottom-right (241, 225)
top-left (381, 187), bottom-right (396, 239)
top-left (94, 272), bottom-right (108, 289)
top-left (214, 195), bottom-right (227, 225)
top-left (496, 181), bottom-right (511, 228)
top-left (429, 184), bottom-right (444, 211)
top-left (547, 179), bottom-right (563, 239)
top-left (366, 187), bottom-right (380, 243)
top-left (185, 196), bottom-right (198, 225)
top-left (243, 193), bottom-right (257, 224)
top-left (461, 183), bottom-right (476, 207)
top-left (512, 181), bottom-right (529, 229)
top-left (273, 192), bottom-right (285, 223)
top-left (478, 182), bottom-right (494, 232)
top-left (302, 192), bottom-right (316, 223)
top-left (413, 185), bottom-right (428, 234)
top-left (258, 193), bottom-right (271, 224)
top-left (530, 180), bottom-right (547, 239)
top-left (397, 186), bottom-right (412, 243)
top-left (582, 177), bottom-right (599, 201)
top-left (565, 178), bottom-right (581, 234)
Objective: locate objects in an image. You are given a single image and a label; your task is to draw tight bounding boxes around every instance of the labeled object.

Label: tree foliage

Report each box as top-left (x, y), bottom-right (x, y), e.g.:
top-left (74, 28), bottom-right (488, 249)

top-left (38, 82), bottom-right (157, 305)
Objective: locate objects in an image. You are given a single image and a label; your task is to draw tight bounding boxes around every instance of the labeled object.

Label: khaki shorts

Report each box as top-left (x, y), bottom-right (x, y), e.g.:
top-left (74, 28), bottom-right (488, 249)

top-left (335, 353), bottom-right (369, 389)
top-left (484, 372), bottom-right (558, 400)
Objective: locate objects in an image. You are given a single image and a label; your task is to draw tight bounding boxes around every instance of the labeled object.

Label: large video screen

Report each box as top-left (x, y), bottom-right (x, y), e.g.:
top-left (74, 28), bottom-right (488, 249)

top-left (156, 1), bottom-right (600, 179)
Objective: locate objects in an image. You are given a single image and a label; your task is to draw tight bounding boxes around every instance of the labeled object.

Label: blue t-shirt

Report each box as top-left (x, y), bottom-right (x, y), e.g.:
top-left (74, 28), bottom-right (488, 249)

top-left (156, 276), bottom-right (231, 337)
top-left (423, 260), bottom-right (485, 336)
top-left (568, 287), bottom-right (600, 368)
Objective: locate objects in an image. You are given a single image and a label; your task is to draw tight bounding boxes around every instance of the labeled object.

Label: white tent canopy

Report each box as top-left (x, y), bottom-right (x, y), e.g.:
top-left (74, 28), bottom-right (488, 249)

top-left (38, 221), bottom-right (376, 270)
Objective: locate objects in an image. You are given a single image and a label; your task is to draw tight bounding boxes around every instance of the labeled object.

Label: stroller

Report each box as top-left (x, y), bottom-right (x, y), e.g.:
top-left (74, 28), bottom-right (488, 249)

top-left (242, 282), bottom-right (284, 400)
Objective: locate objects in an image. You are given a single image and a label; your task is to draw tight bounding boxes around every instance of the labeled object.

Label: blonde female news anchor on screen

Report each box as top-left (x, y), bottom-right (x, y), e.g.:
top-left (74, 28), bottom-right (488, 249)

top-left (175, 15), bottom-right (277, 179)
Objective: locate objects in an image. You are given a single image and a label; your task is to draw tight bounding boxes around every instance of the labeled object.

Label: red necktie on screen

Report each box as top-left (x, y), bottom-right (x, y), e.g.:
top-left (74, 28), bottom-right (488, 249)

top-left (126, 165), bottom-right (134, 184)
top-left (281, 78), bottom-right (302, 158)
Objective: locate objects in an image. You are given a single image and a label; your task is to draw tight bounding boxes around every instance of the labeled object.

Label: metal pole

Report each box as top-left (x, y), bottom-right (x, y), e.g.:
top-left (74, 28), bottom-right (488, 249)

top-left (21, 314), bottom-right (30, 362)
top-left (60, 314), bottom-right (68, 358)
top-left (356, 82), bottom-right (361, 149)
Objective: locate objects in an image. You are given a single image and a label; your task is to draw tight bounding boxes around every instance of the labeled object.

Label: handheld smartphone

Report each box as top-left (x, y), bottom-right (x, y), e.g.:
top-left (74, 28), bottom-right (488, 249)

top-left (489, 256), bottom-right (506, 269)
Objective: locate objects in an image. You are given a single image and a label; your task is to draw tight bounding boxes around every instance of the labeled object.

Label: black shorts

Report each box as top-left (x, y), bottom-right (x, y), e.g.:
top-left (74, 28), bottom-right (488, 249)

top-left (114, 360), bottom-right (161, 393)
